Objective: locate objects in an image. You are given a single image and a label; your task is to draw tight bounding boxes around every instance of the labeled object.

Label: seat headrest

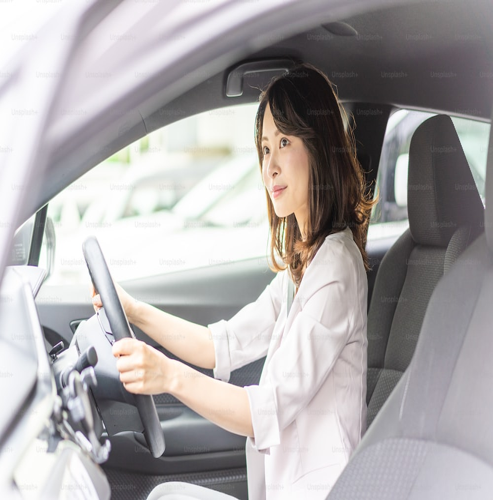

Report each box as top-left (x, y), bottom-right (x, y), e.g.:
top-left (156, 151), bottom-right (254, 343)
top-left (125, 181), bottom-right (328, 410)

top-left (408, 115), bottom-right (484, 247)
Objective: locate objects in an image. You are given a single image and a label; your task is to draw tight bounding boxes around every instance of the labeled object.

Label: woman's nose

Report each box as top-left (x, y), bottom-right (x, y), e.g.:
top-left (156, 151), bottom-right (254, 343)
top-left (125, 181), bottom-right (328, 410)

top-left (265, 155), bottom-right (280, 178)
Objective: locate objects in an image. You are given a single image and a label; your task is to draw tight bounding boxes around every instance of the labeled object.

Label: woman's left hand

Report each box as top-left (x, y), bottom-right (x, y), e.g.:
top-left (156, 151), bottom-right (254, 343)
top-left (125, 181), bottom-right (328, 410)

top-left (112, 338), bottom-right (174, 395)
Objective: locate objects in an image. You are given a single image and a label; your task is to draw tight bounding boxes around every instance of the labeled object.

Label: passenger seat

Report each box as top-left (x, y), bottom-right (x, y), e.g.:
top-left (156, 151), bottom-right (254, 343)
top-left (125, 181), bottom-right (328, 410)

top-left (366, 114), bottom-right (484, 428)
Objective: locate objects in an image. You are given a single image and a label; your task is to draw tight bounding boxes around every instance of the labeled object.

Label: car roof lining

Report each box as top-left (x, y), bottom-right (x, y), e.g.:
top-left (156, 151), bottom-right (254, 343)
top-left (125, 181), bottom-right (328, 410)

top-left (26, 0), bottom-right (493, 225)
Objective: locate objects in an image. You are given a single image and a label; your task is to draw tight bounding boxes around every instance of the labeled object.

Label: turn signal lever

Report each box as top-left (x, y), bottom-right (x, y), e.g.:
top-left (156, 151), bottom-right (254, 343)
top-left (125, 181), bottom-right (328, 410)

top-left (61, 346), bottom-right (98, 388)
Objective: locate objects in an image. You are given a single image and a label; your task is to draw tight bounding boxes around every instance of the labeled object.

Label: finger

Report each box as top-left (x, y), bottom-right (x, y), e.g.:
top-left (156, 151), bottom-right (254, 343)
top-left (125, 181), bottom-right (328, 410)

top-left (112, 338), bottom-right (139, 357)
top-left (116, 355), bottom-right (137, 373)
top-left (92, 294), bottom-right (102, 307)
top-left (119, 369), bottom-right (144, 384)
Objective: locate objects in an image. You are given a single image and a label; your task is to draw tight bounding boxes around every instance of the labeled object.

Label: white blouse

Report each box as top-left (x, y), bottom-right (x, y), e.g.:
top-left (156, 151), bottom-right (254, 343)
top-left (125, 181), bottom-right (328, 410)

top-left (208, 227), bottom-right (368, 500)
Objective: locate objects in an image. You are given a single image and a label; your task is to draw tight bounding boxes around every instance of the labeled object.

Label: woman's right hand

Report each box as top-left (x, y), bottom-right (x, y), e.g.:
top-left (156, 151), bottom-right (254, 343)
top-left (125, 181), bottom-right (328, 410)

top-left (91, 281), bottom-right (140, 324)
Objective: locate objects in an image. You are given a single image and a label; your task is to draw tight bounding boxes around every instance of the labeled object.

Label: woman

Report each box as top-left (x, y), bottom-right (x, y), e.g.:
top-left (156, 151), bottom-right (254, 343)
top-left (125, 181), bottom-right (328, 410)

top-left (92, 62), bottom-right (373, 500)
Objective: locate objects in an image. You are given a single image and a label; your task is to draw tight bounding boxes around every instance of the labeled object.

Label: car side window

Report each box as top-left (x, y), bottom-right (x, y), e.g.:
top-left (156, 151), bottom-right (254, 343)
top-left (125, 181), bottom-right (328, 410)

top-left (368, 109), bottom-right (490, 243)
top-left (41, 103), bottom-right (266, 285)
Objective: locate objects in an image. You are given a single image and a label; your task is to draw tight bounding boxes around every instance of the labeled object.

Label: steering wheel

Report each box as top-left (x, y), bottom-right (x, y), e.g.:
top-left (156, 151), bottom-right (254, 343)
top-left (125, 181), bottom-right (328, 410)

top-left (82, 235), bottom-right (165, 458)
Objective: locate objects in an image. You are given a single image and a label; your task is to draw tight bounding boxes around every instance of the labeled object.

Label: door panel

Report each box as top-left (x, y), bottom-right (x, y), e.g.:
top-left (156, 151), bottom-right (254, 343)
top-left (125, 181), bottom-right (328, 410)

top-left (36, 257), bottom-right (276, 347)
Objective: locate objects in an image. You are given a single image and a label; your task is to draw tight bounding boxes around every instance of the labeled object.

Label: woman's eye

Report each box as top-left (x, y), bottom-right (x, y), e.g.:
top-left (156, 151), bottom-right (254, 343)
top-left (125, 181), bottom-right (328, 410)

top-left (262, 138), bottom-right (288, 156)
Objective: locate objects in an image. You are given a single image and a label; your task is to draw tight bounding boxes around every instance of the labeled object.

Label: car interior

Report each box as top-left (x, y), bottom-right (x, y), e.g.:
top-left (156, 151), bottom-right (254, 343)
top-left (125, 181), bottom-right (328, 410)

top-left (2, 0), bottom-right (493, 499)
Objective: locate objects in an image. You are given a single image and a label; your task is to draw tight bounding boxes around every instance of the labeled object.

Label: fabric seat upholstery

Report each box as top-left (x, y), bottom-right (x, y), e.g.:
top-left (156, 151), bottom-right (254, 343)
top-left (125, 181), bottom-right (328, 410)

top-left (366, 114), bottom-right (484, 427)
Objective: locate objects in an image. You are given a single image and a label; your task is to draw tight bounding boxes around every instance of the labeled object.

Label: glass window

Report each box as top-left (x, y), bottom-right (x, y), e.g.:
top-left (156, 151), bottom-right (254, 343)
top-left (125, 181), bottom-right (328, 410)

top-left (41, 103), bottom-right (266, 285)
top-left (450, 116), bottom-right (489, 200)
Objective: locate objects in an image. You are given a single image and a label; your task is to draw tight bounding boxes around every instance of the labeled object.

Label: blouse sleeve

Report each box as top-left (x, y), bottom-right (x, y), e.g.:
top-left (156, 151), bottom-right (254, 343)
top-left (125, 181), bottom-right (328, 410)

top-left (207, 269), bottom-right (285, 383)
top-left (244, 276), bottom-right (354, 454)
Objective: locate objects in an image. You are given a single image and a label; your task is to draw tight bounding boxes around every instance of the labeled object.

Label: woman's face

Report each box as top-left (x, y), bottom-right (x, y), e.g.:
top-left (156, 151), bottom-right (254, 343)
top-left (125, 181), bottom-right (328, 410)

top-left (261, 103), bottom-right (311, 237)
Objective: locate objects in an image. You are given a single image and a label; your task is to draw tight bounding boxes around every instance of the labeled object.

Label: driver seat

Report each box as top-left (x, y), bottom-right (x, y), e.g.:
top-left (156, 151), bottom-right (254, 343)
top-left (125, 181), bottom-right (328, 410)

top-left (326, 116), bottom-right (493, 498)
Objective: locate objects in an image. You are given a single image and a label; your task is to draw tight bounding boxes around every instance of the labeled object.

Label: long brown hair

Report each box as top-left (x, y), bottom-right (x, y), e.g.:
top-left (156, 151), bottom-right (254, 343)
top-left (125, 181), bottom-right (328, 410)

top-left (254, 62), bottom-right (375, 289)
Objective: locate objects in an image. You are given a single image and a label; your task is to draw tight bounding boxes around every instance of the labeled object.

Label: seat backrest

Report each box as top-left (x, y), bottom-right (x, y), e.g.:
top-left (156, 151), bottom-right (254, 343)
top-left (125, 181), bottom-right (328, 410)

top-left (327, 114), bottom-right (493, 500)
top-left (366, 115), bottom-right (484, 428)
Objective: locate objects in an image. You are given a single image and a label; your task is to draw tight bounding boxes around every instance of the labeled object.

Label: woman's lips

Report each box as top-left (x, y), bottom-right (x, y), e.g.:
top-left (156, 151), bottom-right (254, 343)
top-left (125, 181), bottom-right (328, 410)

top-left (272, 187), bottom-right (287, 199)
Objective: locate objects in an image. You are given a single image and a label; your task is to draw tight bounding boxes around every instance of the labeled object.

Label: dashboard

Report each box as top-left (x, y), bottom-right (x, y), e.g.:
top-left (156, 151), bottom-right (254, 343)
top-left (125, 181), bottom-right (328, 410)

top-left (0, 266), bottom-right (111, 500)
